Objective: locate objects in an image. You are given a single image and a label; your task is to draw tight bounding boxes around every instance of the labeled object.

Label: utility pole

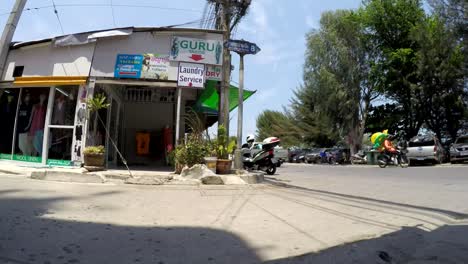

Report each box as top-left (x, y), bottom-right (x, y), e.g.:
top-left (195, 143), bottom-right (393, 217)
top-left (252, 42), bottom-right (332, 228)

top-left (210, 0), bottom-right (250, 140)
top-left (0, 0), bottom-right (27, 79)
top-left (219, 0), bottom-right (231, 136)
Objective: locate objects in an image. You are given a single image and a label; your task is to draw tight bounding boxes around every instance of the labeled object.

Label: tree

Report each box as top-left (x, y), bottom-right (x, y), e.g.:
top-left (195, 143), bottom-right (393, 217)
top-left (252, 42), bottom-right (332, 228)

top-left (291, 10), bottom-right (379, 153)
top-left (412, 15), bottom-right (465, 140)
top-left (428, 0), bottom-right (467, 39)
top-left (362, 0), bottom-right (426, 140)
top-left (256, 110), bottom-right (301, 147)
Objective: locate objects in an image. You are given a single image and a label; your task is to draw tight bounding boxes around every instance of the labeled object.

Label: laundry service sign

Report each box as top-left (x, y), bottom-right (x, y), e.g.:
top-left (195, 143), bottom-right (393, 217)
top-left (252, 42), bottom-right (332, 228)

top-left (177, 62), bottom-right (205, 88)
top-left (170, 36), bottom-right (223, 65)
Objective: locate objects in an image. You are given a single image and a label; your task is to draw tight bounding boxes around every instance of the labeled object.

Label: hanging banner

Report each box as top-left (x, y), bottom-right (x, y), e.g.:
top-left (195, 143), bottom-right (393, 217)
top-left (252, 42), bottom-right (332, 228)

top-left (114, 54), bottom-right (169, 80)
top-left (205, 65), bottom-right (222, 81)
top-left (177, 62), bottom-right (205, 88)
top-left (170, 37), bottom-right (223, 65)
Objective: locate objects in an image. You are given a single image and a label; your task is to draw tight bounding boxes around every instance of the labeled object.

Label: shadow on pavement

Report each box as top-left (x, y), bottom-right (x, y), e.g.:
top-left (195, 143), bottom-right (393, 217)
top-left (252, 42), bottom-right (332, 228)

top-left (263, 177), bottom-right (468, 220)
top-left (0, 193), bottom-right (261, 264)
top-left (265, 225), bottom-right (468, 263)
top-left (2, 189), bottom-right (468, 264)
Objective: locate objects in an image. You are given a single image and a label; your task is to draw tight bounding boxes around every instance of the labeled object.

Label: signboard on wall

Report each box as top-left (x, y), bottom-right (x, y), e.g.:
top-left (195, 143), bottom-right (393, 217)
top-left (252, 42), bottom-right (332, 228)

top-left (114, 54), bottom-right (169, 79)
top-left (205, 65), bottom-right (222, 81)
top-left (141, 54), bottom-right (170, 80)
top-left (114, 54), bottom-right (143, 78)
top-left (170, 37), bottom-right (223, 65)
top-left (177, 62), bottom-right (205, 88)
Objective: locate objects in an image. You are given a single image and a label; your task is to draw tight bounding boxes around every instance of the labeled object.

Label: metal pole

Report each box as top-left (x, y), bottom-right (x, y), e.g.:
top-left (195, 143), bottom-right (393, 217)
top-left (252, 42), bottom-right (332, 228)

top-left (234, 54), bottom-right (244, 170)
top-left (0, 0), bottom-right (27, 78)
top-left (175, 87), bottom-right (182, 146)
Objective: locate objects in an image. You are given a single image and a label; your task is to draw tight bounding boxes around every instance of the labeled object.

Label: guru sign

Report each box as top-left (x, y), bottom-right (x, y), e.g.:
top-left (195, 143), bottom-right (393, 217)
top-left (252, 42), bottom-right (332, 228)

top-left (170, 37), bottom-right (223, 65)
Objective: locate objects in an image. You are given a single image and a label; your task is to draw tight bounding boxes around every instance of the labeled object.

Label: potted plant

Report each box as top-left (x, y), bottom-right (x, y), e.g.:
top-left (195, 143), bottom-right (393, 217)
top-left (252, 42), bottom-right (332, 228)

top-left (83, 145), bottom-right (105, 168)
top-left (204, 139), bottom-right (218, 173)
top-left (84, 93), bottom-right (110, 169)
top-left (216, 125), bottom-right (235, 174)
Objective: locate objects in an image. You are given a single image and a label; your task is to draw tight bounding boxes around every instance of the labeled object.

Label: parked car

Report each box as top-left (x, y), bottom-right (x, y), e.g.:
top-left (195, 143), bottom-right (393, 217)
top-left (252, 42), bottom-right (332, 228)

top-left (407, 136), bottom-right (445, 165)
top-left (326, 148), bottom-right (351, 164)
top-left (291, 148), bottom-right (311, 163)
top-left (288, 147), bottom-right (302, 163)
top-left (305, 148), bottom-right (322, 163)
top-left (450, 135), bottom-right (468, 164)
top-left (273, 146), bottom-right (288, 167)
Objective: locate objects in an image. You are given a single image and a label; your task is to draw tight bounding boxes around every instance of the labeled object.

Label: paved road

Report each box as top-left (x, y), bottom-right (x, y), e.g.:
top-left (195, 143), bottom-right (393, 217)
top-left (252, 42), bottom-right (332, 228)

top-left (273, 163), bottom-right (468, 215)
top-left (0, 165), bottom-right (468, 263)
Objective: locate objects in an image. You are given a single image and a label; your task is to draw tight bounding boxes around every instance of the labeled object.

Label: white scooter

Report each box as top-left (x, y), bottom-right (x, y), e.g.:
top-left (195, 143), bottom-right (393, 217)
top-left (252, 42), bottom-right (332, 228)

top-left (242, 137), bottom-right (280, 175)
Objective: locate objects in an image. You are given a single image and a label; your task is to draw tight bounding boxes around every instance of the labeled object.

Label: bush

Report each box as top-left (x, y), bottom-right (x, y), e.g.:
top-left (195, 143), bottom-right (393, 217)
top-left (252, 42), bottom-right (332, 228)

top-left (174, 134), bottom-right (209, 168)
top-left (83, 145), bottom-right (105, 155)
top-left (216, 125), bottom-right (236, 159)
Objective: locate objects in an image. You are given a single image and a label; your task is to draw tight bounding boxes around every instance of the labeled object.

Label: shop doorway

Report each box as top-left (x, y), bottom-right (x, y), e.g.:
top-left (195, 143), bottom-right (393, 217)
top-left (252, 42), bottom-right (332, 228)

top-left (46, 86), bottom-right (79, 166)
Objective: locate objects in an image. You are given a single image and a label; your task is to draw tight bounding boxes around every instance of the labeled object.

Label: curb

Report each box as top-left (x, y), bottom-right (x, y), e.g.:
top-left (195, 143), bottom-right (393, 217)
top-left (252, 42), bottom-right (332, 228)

top-left (30, 170), bottom-right (105, 183)
top-left (238, 172), bottom-right (265, 184)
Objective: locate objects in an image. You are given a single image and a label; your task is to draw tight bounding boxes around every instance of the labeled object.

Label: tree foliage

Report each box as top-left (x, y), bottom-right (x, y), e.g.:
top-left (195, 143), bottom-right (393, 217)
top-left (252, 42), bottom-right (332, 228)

top-left (255, 0), bottom-right (466, 149)
top-left (256, 110), bottom-right (301, 147)
top-left (290, 9), bottom-right (379, 153)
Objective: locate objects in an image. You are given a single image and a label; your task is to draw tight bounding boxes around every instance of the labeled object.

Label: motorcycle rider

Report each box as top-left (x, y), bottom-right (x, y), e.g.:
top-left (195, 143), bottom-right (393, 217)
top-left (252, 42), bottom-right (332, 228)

top-left (245, 134), bottom-right (255, 149)
top-left (383, 134), bottom-right (397, 154)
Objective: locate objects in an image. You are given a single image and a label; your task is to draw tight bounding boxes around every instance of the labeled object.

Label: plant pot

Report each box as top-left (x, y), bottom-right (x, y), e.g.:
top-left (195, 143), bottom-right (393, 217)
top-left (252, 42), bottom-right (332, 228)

top-left (204, 157), bottom-right (217, 173)
top-left (83, 153), bottom-right (105, 167)
top-left (175, 162), bottom-right (185, 174)
top-left (216, 159), bottom-right (232, 174)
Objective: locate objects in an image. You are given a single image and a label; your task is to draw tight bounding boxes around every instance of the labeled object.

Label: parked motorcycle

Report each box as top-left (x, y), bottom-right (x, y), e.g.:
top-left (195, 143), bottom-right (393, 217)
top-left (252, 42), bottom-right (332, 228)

top-left (242, 137), bottom-right (280, 175)
top-left (377, 148), bottom-right (409, 168)
top-left (351, 151), bottom-right (367, 165)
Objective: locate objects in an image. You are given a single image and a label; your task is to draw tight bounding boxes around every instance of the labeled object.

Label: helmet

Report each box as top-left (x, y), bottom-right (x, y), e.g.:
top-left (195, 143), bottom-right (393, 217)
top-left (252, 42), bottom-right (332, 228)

top-left (246, 134), bottom-right (255, 143)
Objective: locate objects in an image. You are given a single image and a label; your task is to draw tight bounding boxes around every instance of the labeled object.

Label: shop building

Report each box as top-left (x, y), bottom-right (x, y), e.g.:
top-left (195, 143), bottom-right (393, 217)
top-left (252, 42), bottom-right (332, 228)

top-left (0, 27), bottom-right (254, 168)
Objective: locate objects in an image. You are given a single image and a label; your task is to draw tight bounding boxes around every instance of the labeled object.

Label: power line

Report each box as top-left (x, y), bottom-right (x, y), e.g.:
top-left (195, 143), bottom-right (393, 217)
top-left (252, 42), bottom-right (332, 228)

top-left (53, 3), bottom-right (203, 13)
top-left (1, 3), bottom-right (203, 17)
top-left (164, 16), bottom-right (217, 29)
top-left (110, 0), bottom-right (116, 27)
top-left (51, 0), bottom-right (64, 34)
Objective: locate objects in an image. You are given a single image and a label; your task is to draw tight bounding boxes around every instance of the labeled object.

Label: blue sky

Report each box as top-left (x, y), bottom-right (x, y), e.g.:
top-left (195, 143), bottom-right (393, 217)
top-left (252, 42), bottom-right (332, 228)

top-left (1, 0), bottom-right (362, 138)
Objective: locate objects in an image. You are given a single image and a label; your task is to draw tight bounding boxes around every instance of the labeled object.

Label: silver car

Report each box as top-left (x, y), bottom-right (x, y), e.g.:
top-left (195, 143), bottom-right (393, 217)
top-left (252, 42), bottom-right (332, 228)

top-left (450, 136), bottom-right (468, 164)
top-left (407, 136), bottom-right (445, 165)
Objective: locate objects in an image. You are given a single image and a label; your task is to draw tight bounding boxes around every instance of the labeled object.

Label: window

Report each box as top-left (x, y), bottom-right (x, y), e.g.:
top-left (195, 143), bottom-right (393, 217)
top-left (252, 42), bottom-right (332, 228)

top-left (51, 86), bottom-right (78, 126)
top-left (409, 140), bottom-right (435, 147)
top-left (0, 89), bottom-right (20, 157)
top-left (14, 88), bottom-right (50, 159)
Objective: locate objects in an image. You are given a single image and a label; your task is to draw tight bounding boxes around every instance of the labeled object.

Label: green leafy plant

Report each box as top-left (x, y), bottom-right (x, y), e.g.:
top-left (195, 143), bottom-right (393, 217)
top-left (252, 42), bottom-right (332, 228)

top-left (174, 134), bottom-right (209, 169)
top-left (87, 93), bottom-right (110, 114)
top-left (83, 145), bottom-right (105, 155)
top-left (216, 125), bottom-right (236, 159)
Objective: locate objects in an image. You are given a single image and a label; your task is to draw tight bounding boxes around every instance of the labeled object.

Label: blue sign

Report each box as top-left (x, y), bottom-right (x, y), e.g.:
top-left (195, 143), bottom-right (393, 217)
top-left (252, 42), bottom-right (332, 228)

top-left (225, 39), bottom-right (261, 55)
top-left (114, 54), bottom-right (143, 78)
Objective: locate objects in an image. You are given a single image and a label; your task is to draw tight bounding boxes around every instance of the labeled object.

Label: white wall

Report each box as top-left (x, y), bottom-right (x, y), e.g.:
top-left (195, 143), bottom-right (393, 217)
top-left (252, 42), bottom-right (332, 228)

top-left (2, 42), bottom-right (95, 80)
top-left (90, 31), bottom-right (223, 81)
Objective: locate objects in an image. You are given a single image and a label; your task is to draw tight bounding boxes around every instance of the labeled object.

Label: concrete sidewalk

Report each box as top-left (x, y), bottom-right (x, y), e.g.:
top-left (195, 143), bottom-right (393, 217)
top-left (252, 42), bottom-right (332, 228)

top-left (0, 160), bottom-right (264, 185)
top-left (0, 175), bottom-right (467, 263)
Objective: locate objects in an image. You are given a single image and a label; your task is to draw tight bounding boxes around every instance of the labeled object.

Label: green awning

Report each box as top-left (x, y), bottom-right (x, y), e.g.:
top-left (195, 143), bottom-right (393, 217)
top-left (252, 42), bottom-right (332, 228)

top-left (195, 80), bottom-right (256, 114)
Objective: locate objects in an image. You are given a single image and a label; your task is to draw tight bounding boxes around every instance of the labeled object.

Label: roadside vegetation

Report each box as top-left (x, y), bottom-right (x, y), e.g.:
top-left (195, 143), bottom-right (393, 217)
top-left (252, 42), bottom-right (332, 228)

top-left (256, 0), bottom-right (467, 153)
